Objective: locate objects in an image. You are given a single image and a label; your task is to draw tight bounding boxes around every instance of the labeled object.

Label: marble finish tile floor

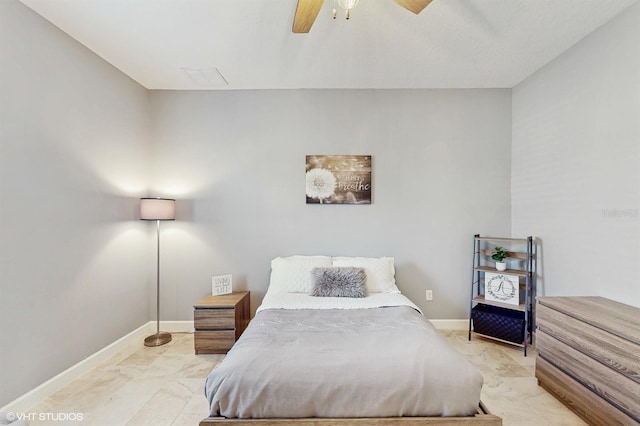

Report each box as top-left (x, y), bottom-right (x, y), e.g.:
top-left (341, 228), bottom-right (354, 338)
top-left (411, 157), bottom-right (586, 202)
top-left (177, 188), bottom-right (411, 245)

top-left (24, 330), bottom-right (588, 425)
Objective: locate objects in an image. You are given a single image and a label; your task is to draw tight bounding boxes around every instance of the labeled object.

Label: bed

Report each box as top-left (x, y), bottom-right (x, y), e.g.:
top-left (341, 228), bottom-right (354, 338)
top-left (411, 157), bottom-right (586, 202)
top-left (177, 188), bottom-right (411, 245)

top-left (201, 256), bottom-right (500, 425)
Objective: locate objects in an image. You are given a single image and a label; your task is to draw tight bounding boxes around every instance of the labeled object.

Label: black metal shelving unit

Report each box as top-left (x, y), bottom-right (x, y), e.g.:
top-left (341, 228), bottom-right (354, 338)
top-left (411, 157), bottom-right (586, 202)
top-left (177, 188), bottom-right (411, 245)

top-left (468, 235), bottom-right (536, 356)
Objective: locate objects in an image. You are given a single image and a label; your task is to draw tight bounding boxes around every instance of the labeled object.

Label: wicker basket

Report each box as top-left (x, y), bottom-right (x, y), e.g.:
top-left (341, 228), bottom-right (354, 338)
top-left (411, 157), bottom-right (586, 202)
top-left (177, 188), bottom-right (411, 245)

top-left (472, 304), bottom-right (525, 344)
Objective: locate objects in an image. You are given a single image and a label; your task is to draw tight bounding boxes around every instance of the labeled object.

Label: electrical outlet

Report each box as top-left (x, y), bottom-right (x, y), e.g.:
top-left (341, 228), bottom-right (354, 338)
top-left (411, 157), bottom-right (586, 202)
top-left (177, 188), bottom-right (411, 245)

top-left (425, 290), bottom-right (433, 301)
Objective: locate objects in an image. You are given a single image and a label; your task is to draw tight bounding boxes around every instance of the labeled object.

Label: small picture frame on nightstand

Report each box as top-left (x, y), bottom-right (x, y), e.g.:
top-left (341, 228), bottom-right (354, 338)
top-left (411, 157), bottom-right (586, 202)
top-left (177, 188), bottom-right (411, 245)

top-left (212, 274), bottom-right (232, 296)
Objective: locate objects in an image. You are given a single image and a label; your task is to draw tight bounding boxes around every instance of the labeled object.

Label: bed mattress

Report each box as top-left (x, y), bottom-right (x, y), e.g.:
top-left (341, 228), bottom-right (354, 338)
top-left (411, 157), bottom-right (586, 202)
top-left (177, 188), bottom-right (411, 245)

top-left (204, 294), bottom-right (483, 419)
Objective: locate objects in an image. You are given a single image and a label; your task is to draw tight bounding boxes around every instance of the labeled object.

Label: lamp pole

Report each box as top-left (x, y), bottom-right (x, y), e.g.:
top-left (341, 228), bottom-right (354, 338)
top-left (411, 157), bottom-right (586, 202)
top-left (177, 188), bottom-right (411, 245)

top-left (140, 197), bottom-right (175, 347)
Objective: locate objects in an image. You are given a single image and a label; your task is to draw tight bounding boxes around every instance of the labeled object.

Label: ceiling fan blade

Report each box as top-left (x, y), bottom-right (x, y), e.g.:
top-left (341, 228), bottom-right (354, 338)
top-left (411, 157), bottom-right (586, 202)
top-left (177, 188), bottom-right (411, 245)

top-left (394, 0), bottom-right (433, 14)
top-left (293, 0), bottom-right (324, 33)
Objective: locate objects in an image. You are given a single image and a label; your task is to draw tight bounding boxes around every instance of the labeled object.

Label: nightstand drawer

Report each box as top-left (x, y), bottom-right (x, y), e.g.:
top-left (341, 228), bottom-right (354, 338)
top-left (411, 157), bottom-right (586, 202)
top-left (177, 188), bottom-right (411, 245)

top-left (193, 292), bottom-right (250, 354)
top-left (194, 309), bottom-right (235, 329)
top-left (194, 330), bottom-right (236, 354)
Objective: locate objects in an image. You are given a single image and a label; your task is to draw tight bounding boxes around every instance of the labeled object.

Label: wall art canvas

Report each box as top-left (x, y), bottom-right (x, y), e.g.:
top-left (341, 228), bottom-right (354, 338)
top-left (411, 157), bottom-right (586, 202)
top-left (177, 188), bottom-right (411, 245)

top-left (305, 155), bottom-right (372, 204)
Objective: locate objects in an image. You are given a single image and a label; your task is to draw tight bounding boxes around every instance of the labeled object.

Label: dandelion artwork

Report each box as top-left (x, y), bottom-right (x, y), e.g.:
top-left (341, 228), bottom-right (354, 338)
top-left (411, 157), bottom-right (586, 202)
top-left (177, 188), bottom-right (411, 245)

top-left (305, 168), bottom-right (337, 203)
top-left (305, 155), bottom-right (372, 204)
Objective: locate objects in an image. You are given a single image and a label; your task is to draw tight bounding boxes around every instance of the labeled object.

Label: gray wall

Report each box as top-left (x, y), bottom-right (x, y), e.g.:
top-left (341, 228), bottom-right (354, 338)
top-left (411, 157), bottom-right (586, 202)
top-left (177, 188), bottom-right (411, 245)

top-left (0, 1), bottom-right (151, 406)
top-left (149, 89), bottom-right (512, 320)
top-left (512, 3), bottom-right (640, 307)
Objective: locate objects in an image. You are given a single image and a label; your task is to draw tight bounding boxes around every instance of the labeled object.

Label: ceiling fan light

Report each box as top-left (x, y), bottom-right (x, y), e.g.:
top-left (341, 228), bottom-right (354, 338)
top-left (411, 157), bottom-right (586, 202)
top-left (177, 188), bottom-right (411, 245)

top-left (337, 0), bottom-right (359, 10)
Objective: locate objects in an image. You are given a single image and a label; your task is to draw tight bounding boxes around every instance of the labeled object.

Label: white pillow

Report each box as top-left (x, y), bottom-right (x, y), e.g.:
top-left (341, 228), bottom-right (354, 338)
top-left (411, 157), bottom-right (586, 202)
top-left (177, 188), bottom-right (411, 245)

top-left (331, 257), bottom-right (400, 293)
top-left (269, 255), bottom-right (332, 293)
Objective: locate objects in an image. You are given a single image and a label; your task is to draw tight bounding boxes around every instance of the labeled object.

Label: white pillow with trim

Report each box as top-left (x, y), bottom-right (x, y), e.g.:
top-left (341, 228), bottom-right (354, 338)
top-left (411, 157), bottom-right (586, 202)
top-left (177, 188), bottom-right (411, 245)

top-left (331, 256), bottom-right (400, 293)
top-left (269, 255), bottom-right (332, 293)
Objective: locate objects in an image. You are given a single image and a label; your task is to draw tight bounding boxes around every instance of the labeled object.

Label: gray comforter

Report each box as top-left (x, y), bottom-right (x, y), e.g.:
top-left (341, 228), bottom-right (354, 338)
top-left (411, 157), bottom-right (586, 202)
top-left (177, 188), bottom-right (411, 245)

top-left (205, 306), bottom-right (483, 418)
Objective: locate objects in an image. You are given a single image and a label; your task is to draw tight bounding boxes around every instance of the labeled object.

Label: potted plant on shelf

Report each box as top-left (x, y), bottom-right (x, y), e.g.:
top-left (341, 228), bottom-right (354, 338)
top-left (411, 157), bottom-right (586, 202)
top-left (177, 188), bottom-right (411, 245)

top-left (491, 246), bottom-right (508, 271)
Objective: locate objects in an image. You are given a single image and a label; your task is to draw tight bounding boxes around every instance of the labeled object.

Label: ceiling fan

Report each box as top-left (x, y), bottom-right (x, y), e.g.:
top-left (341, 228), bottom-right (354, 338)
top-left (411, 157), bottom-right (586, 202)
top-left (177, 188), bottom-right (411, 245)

top-left (293, 0), bottom-right (433, 33)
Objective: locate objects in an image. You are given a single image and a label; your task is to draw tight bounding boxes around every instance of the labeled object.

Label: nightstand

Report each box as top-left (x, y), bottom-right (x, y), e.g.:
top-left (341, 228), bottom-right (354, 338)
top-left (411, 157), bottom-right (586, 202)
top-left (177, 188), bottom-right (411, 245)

top-left (193, 291), bottom-right (250, 354)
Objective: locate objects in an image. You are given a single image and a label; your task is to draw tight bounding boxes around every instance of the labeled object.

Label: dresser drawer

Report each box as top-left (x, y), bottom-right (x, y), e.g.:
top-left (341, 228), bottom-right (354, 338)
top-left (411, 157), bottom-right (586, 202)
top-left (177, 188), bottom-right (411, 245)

top-left (536, 297), bottom-right (640, 425)
top-left (194, 308), bottom-right (235, 329)
top-left (194, 330), bottom-right (236, 354)
top-left (537, 304), bottom-right (640, 381)
top-left (536, 356), bottom-right (638, 426)
top-left (537, 329), bottom-right (640, 421)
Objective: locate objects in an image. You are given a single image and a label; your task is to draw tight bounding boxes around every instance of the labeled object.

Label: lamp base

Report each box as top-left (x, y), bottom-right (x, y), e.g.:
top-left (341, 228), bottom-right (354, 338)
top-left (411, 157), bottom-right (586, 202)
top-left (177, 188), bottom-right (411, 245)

top-left (144, 332), bottom-right (172, 347)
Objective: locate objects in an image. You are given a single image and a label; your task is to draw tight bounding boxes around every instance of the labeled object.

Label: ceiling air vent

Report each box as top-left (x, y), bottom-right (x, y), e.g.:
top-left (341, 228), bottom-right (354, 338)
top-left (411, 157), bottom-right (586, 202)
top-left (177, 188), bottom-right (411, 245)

top-left (182, 67), bottom-right (229, 87)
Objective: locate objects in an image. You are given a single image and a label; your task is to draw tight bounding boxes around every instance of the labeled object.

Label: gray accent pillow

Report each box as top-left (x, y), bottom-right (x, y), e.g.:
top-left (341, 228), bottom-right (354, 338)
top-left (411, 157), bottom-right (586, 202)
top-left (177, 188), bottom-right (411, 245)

top-left (311, 267), bottom-right (367, 298)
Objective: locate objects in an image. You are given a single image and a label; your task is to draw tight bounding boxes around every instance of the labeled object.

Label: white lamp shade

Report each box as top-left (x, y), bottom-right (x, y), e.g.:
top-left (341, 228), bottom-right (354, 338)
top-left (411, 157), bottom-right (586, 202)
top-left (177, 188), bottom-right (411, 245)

top-left (140, 198), bottom-right (176, 221)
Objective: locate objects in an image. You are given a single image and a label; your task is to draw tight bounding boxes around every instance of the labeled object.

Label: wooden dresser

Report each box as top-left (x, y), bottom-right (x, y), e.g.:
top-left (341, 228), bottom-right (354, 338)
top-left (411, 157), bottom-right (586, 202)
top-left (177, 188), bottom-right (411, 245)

top-left (193, 292), bottom-right (250, 354)
top-left (535, 297), bottom-right (640, 425)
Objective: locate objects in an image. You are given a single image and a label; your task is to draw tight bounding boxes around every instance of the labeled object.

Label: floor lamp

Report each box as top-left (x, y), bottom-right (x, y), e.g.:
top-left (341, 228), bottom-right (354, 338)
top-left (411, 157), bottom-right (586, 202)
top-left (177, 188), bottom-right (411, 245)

top-left (140, 197), bottom-right (176, 347)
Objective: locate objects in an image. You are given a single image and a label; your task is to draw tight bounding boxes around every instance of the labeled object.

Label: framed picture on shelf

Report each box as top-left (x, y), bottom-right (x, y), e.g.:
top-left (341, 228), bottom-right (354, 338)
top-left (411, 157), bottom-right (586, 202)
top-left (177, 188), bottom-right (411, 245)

top-left (485, 272), bottom-right (519, 305)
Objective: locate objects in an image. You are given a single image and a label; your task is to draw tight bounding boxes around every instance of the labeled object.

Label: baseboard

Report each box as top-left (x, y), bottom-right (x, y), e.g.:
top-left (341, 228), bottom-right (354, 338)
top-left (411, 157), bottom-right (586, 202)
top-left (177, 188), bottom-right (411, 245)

top-left (0, 321), bottom-right (194, 415)
top-left (429, 319), bottom-right (469, 330)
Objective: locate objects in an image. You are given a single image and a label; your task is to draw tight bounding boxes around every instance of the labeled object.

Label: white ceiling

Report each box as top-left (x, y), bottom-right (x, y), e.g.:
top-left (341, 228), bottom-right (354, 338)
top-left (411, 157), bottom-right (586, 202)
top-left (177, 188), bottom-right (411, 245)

top-left (19, 0), bottom-right (637, 90)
